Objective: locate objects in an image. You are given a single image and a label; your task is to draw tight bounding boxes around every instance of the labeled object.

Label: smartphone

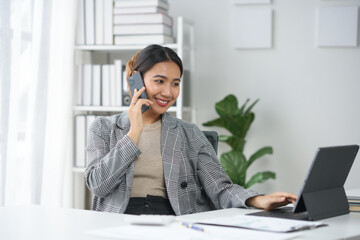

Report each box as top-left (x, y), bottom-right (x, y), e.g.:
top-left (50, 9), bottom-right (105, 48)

top-left (128, 71), bottom-right (151, 113)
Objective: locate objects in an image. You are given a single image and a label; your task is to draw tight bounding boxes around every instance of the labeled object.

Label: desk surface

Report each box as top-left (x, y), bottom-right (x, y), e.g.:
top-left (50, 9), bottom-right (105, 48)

top-left (1, 205), bottom-right (359, 240)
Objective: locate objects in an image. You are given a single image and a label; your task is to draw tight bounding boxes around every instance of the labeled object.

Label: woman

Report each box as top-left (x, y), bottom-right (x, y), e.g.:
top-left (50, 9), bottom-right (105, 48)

top-left (85, 44), bottom-right (297, 215)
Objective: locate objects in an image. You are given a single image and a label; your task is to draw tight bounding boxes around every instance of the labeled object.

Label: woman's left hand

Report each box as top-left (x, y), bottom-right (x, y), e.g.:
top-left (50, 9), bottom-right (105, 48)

top-left (245, 192), bottom-right (298, 210)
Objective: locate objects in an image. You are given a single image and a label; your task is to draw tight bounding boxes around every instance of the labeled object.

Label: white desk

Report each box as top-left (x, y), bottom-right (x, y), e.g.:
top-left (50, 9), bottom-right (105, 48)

top-left (1, 205), bottom-right (359, 240)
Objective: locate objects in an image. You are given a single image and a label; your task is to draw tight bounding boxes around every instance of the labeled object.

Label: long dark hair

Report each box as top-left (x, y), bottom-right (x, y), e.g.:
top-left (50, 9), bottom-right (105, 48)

top-left (126, 44), bottom-right (183, 81)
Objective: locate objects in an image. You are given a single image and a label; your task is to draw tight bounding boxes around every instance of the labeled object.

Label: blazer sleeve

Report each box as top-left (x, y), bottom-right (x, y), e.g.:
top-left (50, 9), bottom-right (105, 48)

top-left (195, 128), bottom-right (261, 209)
top-left (84, 117), bottom-right (141, 198)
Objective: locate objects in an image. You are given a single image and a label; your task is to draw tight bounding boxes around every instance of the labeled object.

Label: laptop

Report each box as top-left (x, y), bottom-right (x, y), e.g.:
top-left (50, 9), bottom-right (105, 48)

top-left (247, 145), bottom-right (359, 221)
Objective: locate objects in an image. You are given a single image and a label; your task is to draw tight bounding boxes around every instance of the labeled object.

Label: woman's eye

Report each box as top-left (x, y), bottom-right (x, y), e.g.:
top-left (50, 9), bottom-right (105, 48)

top-left (173, 82), bottom-right (180, 86)
top-left (155, 80), bottom-right (163, 83)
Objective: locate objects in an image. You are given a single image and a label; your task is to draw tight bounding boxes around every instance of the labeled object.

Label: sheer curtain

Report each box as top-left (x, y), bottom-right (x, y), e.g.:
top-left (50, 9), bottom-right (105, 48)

top-left (0, 0), bottom-right (76, 207)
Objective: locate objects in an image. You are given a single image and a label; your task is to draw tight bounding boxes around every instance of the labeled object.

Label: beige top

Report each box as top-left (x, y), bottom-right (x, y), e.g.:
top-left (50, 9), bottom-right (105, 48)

top-left (130, 120), bottom-right (167, 198)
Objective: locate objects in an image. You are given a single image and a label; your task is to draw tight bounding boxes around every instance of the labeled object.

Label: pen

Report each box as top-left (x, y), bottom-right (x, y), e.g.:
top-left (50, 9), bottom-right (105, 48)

top-left (181, 222), bottom-right (205, 232)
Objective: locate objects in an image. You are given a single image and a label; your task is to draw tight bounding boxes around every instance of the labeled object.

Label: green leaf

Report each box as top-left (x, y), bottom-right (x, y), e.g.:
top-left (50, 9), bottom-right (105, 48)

top-left (218, 135), bottom-right (246, 152)
top-left (237, 99), bottom-right (250, 116)
top-left (220, 151), bottom-right (247, 186)
top-left (203, 117), bottom-right (241, 137)
top-left (244, 99), bottom-right (259, 114)
top-left (202, 95), bottom-right (259, 138)
top-left (245, 171), bottom-right (276, 189)
top-left (215, 94), bottom-right (238, 117)
top-left (239, 112), bottom-right (255, 138)
top-left (247, 147), bottom-right (273, 167)
top-left (203, 117), bottom-right (226, 127)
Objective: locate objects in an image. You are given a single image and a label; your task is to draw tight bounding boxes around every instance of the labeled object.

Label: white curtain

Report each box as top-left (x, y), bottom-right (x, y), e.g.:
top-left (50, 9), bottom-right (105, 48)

top-left (0, 0), bottom-right (76, 207)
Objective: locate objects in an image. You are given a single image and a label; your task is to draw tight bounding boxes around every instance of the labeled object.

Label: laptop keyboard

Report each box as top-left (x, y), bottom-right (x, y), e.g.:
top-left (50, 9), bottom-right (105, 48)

top-left (246, 207), bottom-right (310, 221)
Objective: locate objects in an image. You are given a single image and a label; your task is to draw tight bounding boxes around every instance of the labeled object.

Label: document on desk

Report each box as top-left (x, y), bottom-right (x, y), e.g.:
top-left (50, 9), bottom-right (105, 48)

top-left (195, 215), bottom-right (326, 233)
top-left (88, 222), bottom-right (299, 240)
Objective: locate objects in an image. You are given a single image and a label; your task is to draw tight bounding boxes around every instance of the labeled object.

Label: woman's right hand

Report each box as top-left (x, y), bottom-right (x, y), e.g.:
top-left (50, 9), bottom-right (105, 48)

top-left (126, 87), bottom-right (153, 144)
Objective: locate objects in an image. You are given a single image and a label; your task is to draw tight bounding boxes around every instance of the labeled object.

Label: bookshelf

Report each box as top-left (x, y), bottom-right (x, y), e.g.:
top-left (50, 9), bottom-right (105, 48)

top-left (72, 16), bottom-right (195, 209)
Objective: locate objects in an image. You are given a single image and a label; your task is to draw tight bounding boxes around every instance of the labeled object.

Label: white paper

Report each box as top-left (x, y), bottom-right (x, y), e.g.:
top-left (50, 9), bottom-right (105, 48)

top-left (196, 215), bottom-right (325, 233)
top-left (88, 222), bottom-right (298, 240)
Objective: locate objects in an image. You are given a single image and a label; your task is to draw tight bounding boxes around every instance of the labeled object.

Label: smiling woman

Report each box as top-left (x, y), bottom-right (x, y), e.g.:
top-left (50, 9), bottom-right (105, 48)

top-left (84, 44), bottom-right (297, 216)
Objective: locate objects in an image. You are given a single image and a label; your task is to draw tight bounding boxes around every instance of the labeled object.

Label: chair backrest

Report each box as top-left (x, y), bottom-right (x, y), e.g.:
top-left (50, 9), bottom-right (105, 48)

top-left (202, 131), bottom-right (218, 155)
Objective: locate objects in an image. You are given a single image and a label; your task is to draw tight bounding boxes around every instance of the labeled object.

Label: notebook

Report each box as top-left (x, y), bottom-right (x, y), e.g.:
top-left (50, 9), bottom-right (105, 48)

top-left (248, 145), bottom-right (359, 221)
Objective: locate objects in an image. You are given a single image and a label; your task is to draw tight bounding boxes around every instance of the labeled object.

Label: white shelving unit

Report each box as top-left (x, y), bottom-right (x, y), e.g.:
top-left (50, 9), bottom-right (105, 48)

top-left (72, 16), bottom-right (195, 209)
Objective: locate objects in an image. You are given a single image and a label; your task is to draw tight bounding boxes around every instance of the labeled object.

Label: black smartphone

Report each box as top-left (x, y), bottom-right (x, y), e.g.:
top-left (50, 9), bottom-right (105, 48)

top-left (128, 71), bottom-right (151, 113)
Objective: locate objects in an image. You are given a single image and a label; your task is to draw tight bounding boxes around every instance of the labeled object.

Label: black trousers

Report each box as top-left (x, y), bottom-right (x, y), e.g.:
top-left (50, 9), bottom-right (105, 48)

top-left (124, 195), bottom-right (176, 215)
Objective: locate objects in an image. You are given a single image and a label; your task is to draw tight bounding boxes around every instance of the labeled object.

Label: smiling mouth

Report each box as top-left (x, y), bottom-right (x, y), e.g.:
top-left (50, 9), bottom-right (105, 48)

top-left (155, 98), bottom-right (170, 107)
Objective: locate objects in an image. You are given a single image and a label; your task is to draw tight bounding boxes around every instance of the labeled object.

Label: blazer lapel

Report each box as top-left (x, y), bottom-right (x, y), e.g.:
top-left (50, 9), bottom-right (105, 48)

top-left (116, 112), bottom-right (133, 188)
top-left (161, 113), bottom-right (182, 215)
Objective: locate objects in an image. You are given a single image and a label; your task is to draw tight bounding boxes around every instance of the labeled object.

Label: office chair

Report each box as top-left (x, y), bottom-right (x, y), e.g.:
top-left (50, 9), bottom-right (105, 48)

top-left (202, 131), bottom-right (218, 155)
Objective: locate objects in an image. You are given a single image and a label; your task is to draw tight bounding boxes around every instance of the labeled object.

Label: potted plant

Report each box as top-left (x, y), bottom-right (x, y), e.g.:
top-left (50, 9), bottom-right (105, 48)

top-left (203, 94), bottom-right (275, 188)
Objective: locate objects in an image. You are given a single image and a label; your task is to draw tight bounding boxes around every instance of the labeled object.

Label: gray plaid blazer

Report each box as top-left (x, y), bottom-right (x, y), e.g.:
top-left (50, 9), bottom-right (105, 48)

top-left (85, 112), bottom-right (260, 215)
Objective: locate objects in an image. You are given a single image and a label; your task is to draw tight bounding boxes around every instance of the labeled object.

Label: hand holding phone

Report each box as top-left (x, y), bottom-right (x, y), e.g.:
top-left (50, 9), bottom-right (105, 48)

top-left (128, 71), bottom-right (151, 113)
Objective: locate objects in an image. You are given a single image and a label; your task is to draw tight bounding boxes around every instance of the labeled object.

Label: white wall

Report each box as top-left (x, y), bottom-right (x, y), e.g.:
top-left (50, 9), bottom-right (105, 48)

top-left (168, 0), bottom-right (360, 194)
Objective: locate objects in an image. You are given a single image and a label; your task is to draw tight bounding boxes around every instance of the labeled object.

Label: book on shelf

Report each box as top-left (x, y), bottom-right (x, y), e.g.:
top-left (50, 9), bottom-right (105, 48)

top-left (84, 0), bottom-right (95, 45)
top-left (76, 65), bottom-right (84, 105)
top-left (102, 64), bottom-right (119, 107)
top-left (75, 115), bottom-right (96, 168)
top-left (75, 0), bottom-right (85, 44)
top-left (114, 0), bottom-right (169, 9)
top-left (75, 115), bottom-right (86, 168)
top-left (114, 60), bottom-right (123, 106)
top-left (122, 69), bottom-right (131, 106)
top-left (114, 34), bottom-right (174, 45)
top-left (86, 115), bottom-right (96, 151)
top-left (113, 23), bottom-right (172, 35)
top-left (113, 13), bottom-right (173, 26)
top-left (109, 64), bottom-right (116, 106)
top-left (95, 0), bottom-right (104, 45)
top-left (113, 6), bottom-right (168, 15)
top-left (103, 0), bottom-right (113, 44)
top-left (101, 64), bottom-right (111, 106)
top-left (83, 64), bottom-right (92, 106)
top-left (92, 65), bottom-right (101, 106)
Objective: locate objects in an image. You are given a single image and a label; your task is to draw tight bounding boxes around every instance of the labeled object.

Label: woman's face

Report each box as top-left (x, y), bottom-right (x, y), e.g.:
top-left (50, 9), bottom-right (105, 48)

top-left (143, 61), bottom-right (181, 115)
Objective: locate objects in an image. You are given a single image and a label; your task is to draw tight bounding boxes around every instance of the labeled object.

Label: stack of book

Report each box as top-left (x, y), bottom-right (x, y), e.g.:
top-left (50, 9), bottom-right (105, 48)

top-left (113, 0), bottom-right (175, 45)
top-left (348, 196), bottom-right (360, 212)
